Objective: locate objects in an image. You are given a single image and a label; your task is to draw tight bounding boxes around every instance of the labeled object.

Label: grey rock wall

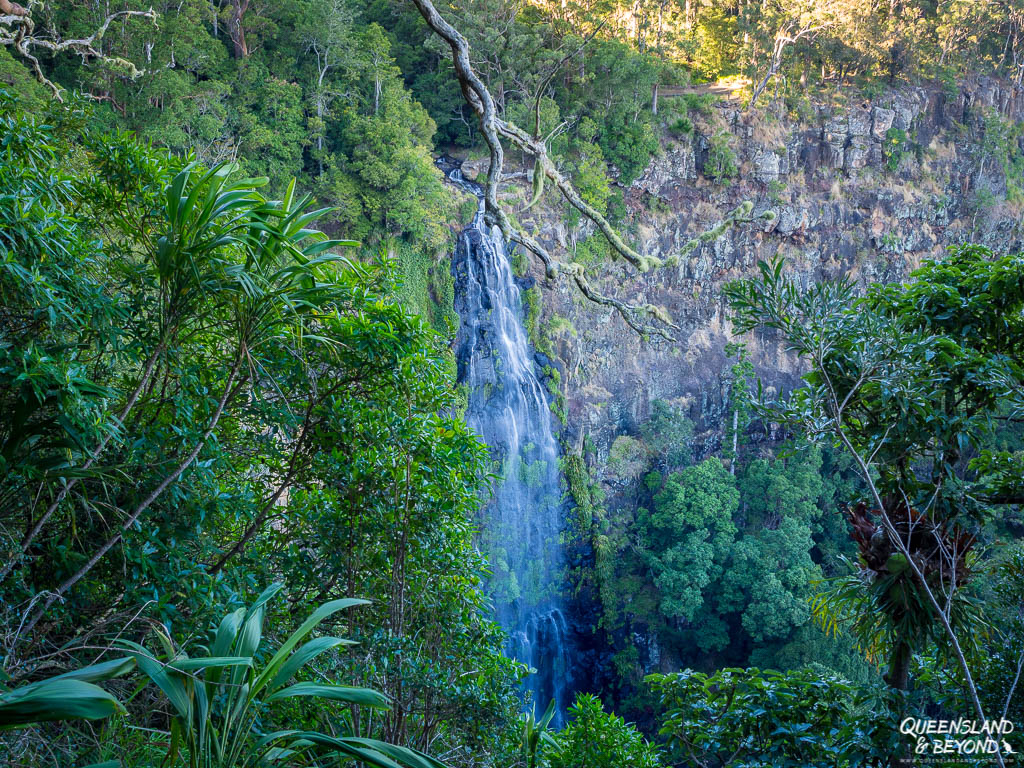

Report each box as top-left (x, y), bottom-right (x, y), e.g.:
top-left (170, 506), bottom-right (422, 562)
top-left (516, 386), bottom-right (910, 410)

top-left (466, 78), bottom-right (1024, 488)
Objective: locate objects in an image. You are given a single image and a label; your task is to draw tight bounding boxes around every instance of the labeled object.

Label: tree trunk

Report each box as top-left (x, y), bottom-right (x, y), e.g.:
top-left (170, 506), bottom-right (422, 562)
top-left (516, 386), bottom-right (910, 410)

top-left (229, 0), bottom-right (249, 58)
top-left (887, 636), bottom-right (914, 767)
top-left (0, 0), bottom-right (29, 16)
top-left (886, 635), bottom-right (911, 691)
top-left (730, 409), bottom-right (739, 474)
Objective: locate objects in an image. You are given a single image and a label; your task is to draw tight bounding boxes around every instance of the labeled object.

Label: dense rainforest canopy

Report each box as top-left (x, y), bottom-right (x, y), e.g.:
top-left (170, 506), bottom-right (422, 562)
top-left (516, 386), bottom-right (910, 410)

top-left (1, 0), bottom-right (1024, 766)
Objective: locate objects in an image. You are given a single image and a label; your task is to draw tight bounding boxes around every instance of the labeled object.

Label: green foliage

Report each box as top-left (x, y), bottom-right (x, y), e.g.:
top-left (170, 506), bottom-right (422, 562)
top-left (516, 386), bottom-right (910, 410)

top-left (690, 7), bottom-right (740, 81)
top-left (545, 693), bottom-right (661, 768)
top-left (704, 130), bottom-right (738, 184)
top-left (519, 699), bottom-right (558, 768)
top-left (979, 109), bottom-right (1024, 203)
top-left (571, 234), bottom-right (614, 267)
top-left (0, 658), bottom-right (135, 729)
top-left (883, 127), bottom-right (909, 171)
top-left (723, 344), bottom-right (754, 468)
top-left (727, 248), bottom-right (1024, 525)
top-left (667, 115), bottom-right (693, 136)
top-left (649, 667), bottom-right (898, 767)
top-left (393, 240), bottom-right (457, 334)
top-left (640, 459), bottom-right (738, 623)
top-left (727, 249), bottom-right (1024, 697)
top-left (40, 0), bottom-right (454, 256)
top-left (523, 285), bottom-right (543, 348)
top-left (640, 399), bottom-right (694, 469)
top-left (605, 436), bottom-right (650, 483)
top-left (920, 541), bottom-right (1024, 740)
top-left (11, 0), bottom-right (1024, 757)
top-left (599, 109), bottom-right (659, 185)
top-left (0, 92), bottom-right (519, 767)
top-left (119, 585), bottom-right (441, 768)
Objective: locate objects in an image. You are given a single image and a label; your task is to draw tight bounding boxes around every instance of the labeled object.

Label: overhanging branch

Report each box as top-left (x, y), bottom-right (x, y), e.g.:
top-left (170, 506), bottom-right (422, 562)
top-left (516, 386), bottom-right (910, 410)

top-left (410, 0), bottom-right (766, 337)
top-left (0, 4), bottom-right (157, 99)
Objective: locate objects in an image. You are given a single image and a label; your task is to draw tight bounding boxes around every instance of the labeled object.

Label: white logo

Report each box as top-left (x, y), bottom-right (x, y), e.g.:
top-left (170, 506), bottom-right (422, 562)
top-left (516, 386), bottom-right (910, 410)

top-left (900, 718), bottom-right (1017, 758)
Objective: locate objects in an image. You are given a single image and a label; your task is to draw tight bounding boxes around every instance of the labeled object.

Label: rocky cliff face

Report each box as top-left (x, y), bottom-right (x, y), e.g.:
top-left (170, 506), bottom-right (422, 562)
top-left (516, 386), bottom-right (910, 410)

top-left (459, 77), bottom-right (1024, 487)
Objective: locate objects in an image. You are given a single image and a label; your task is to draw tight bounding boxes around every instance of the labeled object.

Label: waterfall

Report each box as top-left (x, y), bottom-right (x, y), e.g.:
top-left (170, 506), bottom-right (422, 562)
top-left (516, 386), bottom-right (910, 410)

top-left (441, 158), bottom-right (574, 723)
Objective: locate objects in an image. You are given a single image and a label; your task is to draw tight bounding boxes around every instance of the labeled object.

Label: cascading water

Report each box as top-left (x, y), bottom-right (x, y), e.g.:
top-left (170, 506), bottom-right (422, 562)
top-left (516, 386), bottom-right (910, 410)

top-left (440, 158), bottom-right (574, 722)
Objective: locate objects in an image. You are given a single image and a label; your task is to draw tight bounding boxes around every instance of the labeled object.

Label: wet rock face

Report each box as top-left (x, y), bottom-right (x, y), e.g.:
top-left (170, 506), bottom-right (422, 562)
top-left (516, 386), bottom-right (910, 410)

top-left (501, 77), bottom-right (1024, 487)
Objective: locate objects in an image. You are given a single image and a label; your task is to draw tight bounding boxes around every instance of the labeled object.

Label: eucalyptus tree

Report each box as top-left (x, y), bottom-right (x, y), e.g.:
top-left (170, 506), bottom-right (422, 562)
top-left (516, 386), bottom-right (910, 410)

top-left (0, 0), bottom-right (156, 98)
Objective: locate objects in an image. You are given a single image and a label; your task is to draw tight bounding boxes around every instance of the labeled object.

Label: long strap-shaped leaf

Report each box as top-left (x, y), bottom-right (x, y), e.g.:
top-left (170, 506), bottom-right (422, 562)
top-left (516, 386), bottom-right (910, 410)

top-left (0, 679), bottom-right (124, 728)
top-left (263, 636), bottom-right (354, 693)
top-left (251, 597), bottom-right (368, 696)
top-left (265, 682), bottom-right (389, 709)
top-left (255, 731), bottom-right (447, 768)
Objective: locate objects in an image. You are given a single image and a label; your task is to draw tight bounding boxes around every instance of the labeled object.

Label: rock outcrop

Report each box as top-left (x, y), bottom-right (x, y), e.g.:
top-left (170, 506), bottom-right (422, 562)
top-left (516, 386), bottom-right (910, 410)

top-left (464, 78), bottom-right (1024, 488)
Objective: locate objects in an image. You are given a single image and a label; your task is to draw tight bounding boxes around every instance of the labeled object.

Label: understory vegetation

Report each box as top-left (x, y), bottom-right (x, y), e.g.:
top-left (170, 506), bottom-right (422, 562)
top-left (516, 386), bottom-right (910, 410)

top-left (1, 0), bottom-right (1024, 766)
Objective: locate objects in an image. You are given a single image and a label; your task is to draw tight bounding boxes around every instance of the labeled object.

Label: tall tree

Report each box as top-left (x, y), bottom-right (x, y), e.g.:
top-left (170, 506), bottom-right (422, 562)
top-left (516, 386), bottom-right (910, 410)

top-left (726, 247), bottom-right (1024, 767)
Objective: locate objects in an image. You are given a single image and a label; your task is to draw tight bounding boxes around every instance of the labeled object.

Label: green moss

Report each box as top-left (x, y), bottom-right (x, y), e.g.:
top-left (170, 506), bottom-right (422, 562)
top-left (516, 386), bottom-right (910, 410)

top-left (546, 315), bottom-right (577, 339)
top-left (522, 285), bottom-right (542, 348)
top-left (573, 235), bottom-right (614, 267)
top-left (768, 179), bottom-right (787, 204)
top-left (510, 249), bottom-right (530, 277)
top-left (394, 240), bottom-right (457, 336)
top-left (458, 196), bottom-right (479, 224)
top-left (563, 453), bottom-right (596, 529)
top-left (0, 50), bottom-right (50, 110)
top-left (519, 458), bottom-right (549, 488)
top-left (543, 365), bottom-right (567, 425)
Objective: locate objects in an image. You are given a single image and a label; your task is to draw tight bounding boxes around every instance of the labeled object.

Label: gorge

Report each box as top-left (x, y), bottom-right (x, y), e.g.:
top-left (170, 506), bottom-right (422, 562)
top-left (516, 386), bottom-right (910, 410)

top-left (2, 0), bottom-right (1024, 764)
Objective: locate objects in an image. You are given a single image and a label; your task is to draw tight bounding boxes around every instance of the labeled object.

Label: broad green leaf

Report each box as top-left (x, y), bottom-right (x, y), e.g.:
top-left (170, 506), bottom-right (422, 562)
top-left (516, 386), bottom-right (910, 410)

top-left (265, 682), bottom-right (390, 709)
top-left (0, 679), bottom-right (124, 728)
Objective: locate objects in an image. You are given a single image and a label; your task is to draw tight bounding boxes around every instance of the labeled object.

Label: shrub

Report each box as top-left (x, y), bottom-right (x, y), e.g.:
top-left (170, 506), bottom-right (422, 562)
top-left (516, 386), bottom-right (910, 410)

top-left (649, 667), bottom-right (898, 766)
top-left (668, 115), bottom-right (693, 136)
top-left (705, 130), bottom-right (738, 183)
top-left (606, 436), bottom-right (650, 482)
top-left (119, 585), bottom-right (443, 768)
top-left (546, 693), bottom-right (661, 768)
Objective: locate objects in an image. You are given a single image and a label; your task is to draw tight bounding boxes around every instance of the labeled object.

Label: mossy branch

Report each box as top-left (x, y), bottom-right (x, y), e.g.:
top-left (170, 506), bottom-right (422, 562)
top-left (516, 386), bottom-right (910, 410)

top-left (410, 0), bottom-right (763, 337)
top-left (1, 4), bottom-right (157, 99)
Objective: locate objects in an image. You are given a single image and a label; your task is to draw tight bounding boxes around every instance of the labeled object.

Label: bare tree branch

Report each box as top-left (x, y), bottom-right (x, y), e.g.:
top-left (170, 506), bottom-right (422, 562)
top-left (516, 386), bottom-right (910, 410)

top-left (0, 4), bottom-right (157, 99)
top-left (409, 0), bottom-right (767, 337)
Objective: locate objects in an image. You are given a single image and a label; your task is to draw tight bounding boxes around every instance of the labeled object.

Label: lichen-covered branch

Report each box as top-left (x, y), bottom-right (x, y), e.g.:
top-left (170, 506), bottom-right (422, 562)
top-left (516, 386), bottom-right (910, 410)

top-left (567, 265), bottom-right (677, 340)
top-left (409, 0), bottom-right (766, 337)
top-left (0, 4), bottom-right (157, 99)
